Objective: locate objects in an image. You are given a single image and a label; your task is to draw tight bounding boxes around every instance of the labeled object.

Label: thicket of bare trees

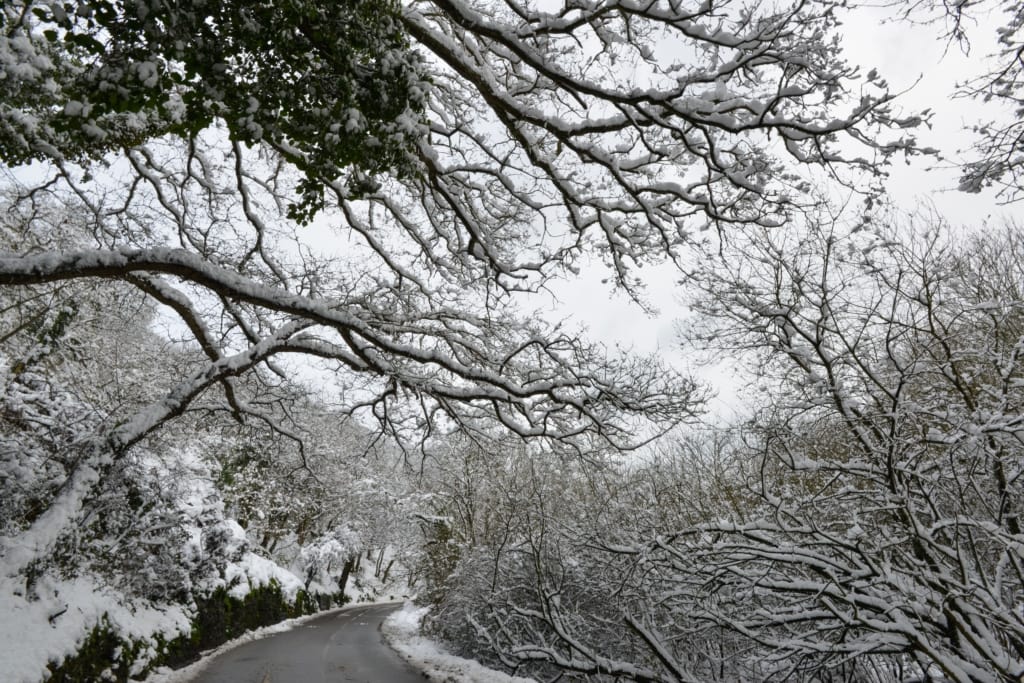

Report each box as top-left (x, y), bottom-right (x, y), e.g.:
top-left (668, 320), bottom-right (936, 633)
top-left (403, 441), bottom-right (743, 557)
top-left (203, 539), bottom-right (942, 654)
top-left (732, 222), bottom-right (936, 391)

top-left (421, 219), bottom-right (1024, 682)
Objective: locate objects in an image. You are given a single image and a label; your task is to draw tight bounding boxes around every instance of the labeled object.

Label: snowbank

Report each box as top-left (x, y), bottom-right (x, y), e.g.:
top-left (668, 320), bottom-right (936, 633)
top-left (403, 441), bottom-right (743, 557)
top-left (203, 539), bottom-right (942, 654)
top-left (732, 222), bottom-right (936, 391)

top-left (0, 543), bottom-right (312, 683)
top-left (382, 603), bottom-right (536, 683)
top-left (223, 550), bottom-right (305, 601)
top-left (0, 573), bottom-right (192, 683)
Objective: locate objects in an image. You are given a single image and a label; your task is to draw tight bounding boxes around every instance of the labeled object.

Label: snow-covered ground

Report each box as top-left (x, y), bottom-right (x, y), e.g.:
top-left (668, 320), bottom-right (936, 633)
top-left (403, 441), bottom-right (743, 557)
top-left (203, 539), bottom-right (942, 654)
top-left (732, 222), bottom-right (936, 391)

top-left (382, 603), bottom-right (537, 683)
top-left (0, 546), bottom-right (320, 683)
top-left (0, 571), bottom-right (192, 683)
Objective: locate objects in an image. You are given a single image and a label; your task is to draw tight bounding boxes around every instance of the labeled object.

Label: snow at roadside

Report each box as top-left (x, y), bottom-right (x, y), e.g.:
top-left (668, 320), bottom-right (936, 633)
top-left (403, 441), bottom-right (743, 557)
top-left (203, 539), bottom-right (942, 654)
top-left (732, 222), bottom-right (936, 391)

top-left (146, 597), bottom-right (412, 683)
top-left (0, 542), bottom-right (317, 683)
top-left (144, 607), bottom-right (343, 683)
top-left (0, 572), bottom-right (192, 683)
top-left (144, 554), bottom-right (406, 682)
top-left (383, 603), bottom-right (536, 683)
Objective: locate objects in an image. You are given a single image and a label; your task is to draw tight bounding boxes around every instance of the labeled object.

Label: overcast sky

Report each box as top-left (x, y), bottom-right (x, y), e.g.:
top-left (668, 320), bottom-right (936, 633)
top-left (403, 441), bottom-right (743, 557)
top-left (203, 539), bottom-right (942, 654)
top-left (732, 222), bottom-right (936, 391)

top-left (541, 2), bottom-right (1024, 422)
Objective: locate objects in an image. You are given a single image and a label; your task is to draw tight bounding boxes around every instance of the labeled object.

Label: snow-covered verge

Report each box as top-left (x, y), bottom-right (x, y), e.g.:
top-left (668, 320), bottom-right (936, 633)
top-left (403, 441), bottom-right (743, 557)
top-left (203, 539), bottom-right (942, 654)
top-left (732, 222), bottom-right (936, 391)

top-left (0, 572), bottom-right (192, 683)
top-left (382, 603), bottom-right (536, 683)
top-left (0, 549), bottom-right (323, 683)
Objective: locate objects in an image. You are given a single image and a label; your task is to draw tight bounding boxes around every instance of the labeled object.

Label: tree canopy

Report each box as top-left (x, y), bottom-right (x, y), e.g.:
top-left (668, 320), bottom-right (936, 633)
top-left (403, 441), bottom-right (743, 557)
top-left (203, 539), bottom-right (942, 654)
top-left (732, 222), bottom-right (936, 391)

top-left (2, 0), bottom-right (425, 217)
top-left (0, 0), bottom-right (920, 470)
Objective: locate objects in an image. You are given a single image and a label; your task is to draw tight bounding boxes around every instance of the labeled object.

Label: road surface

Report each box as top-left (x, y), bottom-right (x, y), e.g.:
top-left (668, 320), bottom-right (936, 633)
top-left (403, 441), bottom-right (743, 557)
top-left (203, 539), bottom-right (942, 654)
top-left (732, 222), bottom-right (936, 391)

top-left (188, 603), bottom-right (424, 683)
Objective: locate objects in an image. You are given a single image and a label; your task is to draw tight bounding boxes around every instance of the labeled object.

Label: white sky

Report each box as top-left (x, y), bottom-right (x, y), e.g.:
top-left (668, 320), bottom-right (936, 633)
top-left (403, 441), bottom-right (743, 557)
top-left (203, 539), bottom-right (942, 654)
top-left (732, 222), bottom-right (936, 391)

top-left (539, 2), bottom-right (1024, 422)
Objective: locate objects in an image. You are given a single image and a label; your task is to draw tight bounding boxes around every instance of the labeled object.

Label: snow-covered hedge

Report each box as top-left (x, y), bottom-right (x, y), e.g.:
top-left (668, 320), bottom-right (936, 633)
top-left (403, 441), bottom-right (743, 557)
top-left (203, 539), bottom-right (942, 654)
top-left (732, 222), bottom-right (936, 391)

top-left (37, 575), bottom-right (344, 683)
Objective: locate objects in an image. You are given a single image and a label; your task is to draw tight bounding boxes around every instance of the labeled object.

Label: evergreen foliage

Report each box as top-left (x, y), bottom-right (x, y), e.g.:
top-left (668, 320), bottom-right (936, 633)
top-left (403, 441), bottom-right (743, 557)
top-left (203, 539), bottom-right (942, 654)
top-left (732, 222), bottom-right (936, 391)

top-left (45, 583), bottom-right (344, 683)
top-left (1, 0), bottom-right (426, 219)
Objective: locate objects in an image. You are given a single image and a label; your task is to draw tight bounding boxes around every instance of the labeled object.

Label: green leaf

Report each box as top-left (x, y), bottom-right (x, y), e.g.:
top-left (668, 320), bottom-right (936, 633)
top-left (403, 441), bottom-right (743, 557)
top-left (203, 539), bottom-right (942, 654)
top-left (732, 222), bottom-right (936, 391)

top-left (69, 32), bottom-right (105, 54)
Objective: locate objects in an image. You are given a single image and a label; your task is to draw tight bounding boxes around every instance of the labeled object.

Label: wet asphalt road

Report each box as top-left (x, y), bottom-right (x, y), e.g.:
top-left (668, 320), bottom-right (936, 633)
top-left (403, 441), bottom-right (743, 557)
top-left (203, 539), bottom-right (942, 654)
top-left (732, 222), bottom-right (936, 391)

top-left (187, 603), bottom-right (425, 683)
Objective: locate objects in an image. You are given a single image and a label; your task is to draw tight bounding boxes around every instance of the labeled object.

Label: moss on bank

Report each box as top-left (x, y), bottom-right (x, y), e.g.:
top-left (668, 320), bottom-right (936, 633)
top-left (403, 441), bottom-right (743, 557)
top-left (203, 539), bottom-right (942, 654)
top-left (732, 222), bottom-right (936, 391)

top-left (46, 582), bottom-right (346, 682)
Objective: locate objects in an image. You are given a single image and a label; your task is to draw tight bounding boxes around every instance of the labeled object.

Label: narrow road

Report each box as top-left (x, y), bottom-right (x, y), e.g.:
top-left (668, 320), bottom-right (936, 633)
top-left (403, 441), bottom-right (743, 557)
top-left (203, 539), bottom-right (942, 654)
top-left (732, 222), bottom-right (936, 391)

top-left (187, 603), bottom-right (424, 683)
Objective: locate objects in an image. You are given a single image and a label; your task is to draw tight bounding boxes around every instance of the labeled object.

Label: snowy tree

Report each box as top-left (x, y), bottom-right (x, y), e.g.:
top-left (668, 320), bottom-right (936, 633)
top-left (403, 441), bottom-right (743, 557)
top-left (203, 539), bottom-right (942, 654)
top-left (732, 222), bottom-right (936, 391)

top-left (665, 213), bottom-right (1024, 681)
top-left (424, 216), bottom-right (1024, 682)
top-left (299, 525), bottom-right (361, 594)
top-left (413, 434), bottom-right (669, 679)
top-left (958, 0), bottom-right (1024, 202)
top-left (0, 0), bottom-right (918, 458)
top-left (891, 0), bottom-right (1024, 201)
top-left (17, 0), bottom-right (924, 579)
top-left (0, 269), bottom-right (238, 605)
top-left (217, 402), bottom-right (417, 593)
top-left (0, 0), bottom-right (425, 218)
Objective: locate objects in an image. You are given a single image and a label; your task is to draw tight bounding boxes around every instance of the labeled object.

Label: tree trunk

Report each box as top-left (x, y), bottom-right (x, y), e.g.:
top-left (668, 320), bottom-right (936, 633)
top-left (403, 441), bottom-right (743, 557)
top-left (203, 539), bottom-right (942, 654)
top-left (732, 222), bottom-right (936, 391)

top-left (336, 555), bottom-right (357, 597)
